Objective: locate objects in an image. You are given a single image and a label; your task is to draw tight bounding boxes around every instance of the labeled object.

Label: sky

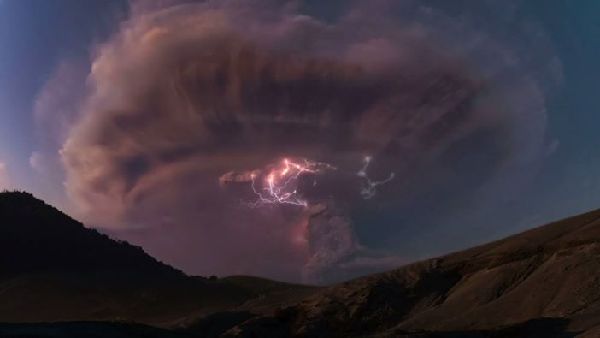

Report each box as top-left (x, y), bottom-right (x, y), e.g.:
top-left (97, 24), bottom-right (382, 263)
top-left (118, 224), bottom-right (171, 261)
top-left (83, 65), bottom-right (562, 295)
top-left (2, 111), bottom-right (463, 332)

top-left (0, 0), bottom-right (599, 284)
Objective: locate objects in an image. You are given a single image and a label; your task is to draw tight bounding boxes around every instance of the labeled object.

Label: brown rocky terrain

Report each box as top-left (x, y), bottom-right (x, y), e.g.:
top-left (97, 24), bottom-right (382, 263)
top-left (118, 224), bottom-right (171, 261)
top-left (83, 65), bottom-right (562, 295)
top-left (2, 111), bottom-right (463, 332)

top-left (219, 209), bottom-right (600, 337)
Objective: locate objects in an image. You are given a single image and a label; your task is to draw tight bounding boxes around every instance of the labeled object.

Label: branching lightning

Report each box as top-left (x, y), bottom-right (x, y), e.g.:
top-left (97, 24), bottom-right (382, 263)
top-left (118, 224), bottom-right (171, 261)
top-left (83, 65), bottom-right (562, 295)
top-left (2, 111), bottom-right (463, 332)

top-left (250, 158), bottom-right (335, 207)
top-left (357, 156), bottom-right (395, 199)
top-left (221, 155), bottom-right (393, 207)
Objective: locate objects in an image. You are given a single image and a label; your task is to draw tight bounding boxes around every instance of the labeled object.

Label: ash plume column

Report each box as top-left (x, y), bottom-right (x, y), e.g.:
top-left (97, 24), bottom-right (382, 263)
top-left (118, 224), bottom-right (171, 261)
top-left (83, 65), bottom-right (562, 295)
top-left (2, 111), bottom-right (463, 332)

top-left (57, 1), bottom-right (559, 282)
top-left (219, 155), bottom-right (395, 283)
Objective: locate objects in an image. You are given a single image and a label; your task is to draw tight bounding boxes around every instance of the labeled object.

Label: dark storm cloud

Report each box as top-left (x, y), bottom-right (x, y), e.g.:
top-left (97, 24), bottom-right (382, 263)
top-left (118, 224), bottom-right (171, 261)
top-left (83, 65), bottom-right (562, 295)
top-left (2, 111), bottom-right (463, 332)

top-left (59, 0), bottom-right (558, 282)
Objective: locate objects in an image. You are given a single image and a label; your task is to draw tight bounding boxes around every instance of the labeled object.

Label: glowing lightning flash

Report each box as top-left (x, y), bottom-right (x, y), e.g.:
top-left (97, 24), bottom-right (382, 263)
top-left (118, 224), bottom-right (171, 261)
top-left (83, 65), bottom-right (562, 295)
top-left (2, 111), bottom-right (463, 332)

top-left (222, 155), bottom-right (392, 207)
top-left (250, 158), bottom-right (335, 207)
top-left (357, 156), bottom-right (395, 199)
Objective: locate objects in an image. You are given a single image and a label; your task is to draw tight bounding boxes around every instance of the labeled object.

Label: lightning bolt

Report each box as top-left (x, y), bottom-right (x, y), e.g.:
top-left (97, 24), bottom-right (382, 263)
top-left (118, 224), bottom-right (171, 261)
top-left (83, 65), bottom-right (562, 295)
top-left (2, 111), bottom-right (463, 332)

top-left (249, 158), bottom-right (335, 207)
top-left (357, 156), bottom-right (395, 199)
top-left (223, 156), bottom-right (392, 207)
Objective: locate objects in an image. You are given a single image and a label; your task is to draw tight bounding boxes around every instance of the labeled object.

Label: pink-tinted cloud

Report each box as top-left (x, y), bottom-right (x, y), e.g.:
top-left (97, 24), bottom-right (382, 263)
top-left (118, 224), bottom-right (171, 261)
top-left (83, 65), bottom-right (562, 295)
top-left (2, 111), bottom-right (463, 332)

top-left (54, 1), bottom-right (560, 283)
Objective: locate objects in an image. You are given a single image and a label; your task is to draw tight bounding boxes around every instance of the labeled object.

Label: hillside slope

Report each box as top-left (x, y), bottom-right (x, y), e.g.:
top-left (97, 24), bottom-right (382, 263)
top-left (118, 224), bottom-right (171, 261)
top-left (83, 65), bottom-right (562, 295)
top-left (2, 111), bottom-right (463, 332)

top-left (0, 191), bottom-right (181, 277)
top-left (0, 192), bottom-right (315, 327)
top-left (4, 191), bottom-right (600, 337)
top-left (221, 209), bottom-right (600, 337)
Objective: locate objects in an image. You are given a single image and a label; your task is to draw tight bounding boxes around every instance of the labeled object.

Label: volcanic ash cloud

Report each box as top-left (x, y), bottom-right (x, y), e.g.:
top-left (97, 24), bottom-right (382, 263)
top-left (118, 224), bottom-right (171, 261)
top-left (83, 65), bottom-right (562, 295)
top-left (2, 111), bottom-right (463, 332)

top-left (59, 1), bottom-right (559, 282)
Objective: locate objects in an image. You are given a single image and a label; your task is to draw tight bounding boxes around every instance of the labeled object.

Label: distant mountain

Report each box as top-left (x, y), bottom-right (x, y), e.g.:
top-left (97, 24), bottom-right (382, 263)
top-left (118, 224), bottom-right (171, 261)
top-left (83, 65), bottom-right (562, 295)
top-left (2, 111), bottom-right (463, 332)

top-left (221, 209), bottom-right (600, 337)
top-left (0, 192), bottom-right (315, 327)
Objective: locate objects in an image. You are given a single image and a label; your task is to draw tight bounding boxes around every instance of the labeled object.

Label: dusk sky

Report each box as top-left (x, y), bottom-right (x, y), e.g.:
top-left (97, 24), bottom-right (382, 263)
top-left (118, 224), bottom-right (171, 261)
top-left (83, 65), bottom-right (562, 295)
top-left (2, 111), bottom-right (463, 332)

top-left (0, 0), bottom-right (599, 284)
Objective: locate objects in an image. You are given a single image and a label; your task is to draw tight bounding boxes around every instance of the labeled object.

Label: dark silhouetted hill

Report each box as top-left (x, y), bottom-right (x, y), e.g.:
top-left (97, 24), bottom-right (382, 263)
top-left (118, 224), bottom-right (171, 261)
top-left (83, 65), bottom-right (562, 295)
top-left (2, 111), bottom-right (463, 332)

top-left (0, 191), bottom-right (316, 327)
top-left (0, 191), bottom-right (180, 277)
top-left (4, 191), bottom-right (600, 338)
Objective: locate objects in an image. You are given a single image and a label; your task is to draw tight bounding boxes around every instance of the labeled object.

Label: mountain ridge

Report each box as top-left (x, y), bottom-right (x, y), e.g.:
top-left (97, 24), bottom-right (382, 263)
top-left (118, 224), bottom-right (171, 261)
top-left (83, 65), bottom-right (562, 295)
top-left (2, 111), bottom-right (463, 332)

top-left (221, 208), bottom-right (600, 337)
top-left (3, 191), bottom-right (600, 337)
top-left (0, 191), bottom-right (182, 278)
top-left (0, 191), bottom-right (316, 327)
